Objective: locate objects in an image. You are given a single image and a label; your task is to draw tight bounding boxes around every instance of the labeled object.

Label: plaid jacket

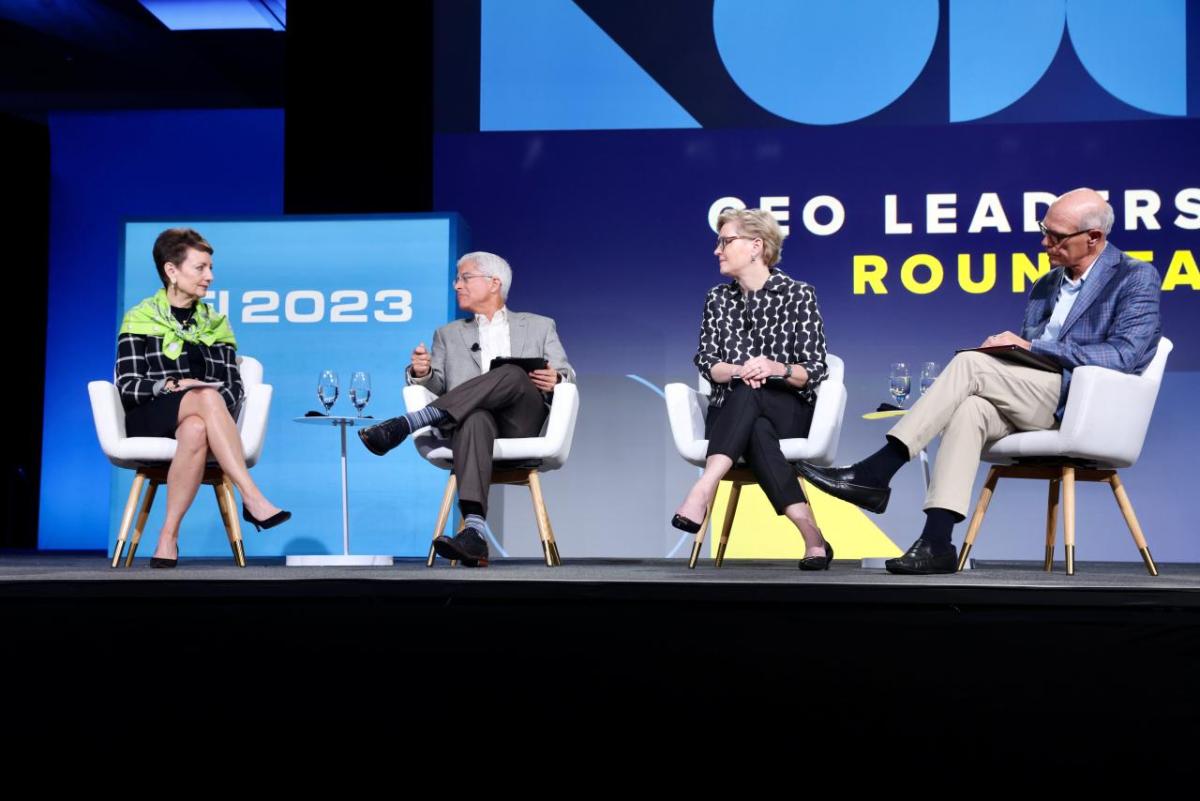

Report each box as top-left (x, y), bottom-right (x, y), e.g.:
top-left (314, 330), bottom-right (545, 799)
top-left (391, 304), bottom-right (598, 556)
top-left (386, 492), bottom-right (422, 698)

top-left (115, 333), bottom-right (244, 415)
top-left (1024, 243), bottom-right (1162, 418)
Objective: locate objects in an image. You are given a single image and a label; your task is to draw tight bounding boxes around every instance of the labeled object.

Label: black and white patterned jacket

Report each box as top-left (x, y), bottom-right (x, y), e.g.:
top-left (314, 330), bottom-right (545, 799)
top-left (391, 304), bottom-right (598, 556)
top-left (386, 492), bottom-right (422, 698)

top-left (694, 268), bottom-right (828, 408)
top-left (115, 333), bottom-right (244, 415)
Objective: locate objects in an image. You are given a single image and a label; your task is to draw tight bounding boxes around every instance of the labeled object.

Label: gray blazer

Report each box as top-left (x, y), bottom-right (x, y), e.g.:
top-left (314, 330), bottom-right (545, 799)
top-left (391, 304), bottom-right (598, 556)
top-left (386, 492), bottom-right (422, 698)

top-left (405, 311), bottom-right (575, 396)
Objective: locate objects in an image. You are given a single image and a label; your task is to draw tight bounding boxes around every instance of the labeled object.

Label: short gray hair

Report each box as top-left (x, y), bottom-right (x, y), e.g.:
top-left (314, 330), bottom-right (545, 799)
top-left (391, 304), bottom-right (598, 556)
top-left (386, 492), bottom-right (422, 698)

top-left (1060, 187), bottom-right (1115, 235)
top-left (458, 251), bottom-right (512, 300)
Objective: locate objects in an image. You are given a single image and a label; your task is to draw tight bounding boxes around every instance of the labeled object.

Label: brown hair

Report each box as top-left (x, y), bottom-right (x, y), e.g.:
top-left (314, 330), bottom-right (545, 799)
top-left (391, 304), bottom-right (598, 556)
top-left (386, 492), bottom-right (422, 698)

top-left (153, 228), bottom-right (213, 288)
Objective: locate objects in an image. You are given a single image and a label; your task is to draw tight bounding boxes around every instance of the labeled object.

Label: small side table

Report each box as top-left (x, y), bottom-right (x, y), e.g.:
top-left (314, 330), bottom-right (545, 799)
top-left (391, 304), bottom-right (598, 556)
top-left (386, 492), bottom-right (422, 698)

top-left (288, 415), bottom-right (393, 567)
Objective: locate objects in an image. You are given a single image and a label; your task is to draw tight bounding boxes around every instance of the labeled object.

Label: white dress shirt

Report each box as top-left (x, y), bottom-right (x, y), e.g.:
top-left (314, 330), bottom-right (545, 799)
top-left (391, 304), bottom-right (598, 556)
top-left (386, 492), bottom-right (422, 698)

top-left (477, 306), bottom-right (511, 373)
top-left (1038, 244), bottom-right (1104, 342)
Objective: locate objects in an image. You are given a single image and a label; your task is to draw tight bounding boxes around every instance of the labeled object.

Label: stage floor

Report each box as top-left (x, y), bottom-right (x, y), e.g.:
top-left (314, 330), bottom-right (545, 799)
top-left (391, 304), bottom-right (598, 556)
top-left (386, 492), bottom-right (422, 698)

top-left (2, 553), bottom-right (1198, 605)
top-left (3, 551), bottom-right (1199, 769)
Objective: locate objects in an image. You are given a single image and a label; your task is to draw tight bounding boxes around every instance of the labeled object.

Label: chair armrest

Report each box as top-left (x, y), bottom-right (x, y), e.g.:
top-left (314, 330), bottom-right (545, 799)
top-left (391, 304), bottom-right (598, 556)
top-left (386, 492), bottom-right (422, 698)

top-left (803, 377), bottom-right (847, 465)
top-left (535, 381), bottom-right (579, 468)
top-left (1056, 365), bottom-right (1161, 463)
top-left (665, 383), bottom-right (709, 461)
top-left (239, 383), bottom-right (273, 468)
top-left (88, 380), bottom-right (125, 458)
top-left (403, 384), bottom-right (438, 414)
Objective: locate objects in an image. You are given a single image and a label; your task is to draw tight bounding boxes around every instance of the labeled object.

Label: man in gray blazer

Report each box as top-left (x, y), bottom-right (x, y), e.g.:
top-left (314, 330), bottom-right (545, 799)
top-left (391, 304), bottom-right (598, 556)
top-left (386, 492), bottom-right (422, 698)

top-left (358, 251), bottom-right (574, 566)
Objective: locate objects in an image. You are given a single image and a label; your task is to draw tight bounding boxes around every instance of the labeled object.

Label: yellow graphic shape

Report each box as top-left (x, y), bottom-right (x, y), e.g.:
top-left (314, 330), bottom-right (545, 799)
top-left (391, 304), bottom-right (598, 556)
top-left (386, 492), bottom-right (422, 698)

top-left (713, 479), bottom-right (903, 560)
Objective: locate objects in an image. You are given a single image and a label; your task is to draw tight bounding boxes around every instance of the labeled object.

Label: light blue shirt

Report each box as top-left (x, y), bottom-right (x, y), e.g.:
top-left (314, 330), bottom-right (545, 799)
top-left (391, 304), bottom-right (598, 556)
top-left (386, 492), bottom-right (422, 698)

top-left (1038, 246), bottom-right (1103, 342)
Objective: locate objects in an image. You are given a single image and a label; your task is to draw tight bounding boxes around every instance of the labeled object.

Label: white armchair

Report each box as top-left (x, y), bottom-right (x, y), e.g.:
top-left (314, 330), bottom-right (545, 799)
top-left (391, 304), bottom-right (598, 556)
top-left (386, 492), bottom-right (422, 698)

top-left (403, 381), bottom-right (580, 567)
top-left (959, 337), bottom-right (1173, 575)
top-left (665, 354), bottom-right (847, 567)
top-left (87, 356), bottom-right (273, 567)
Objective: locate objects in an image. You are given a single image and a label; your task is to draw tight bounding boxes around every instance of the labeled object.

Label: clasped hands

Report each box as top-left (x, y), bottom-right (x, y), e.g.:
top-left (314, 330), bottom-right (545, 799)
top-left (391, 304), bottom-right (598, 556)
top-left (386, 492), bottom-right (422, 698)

top-left (734, 356), bottom-right (795, 389)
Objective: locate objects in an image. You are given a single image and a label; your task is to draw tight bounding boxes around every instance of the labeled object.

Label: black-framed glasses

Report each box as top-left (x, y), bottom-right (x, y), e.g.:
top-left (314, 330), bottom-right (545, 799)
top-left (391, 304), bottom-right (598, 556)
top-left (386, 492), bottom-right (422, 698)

top-left (716, 235), bottom-right (758, 251)
top-left (1038, 221), bottom-right (1091, 246)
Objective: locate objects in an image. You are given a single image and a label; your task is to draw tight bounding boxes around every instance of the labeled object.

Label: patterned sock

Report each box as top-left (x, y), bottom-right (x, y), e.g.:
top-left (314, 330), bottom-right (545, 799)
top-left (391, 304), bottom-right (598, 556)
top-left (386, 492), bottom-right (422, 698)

top-left (464, 514), bottom-right (493, 542)
top-left (405, 405), bottom-right (448, 432)
top-left (459, 500), bottom-right (485, 518)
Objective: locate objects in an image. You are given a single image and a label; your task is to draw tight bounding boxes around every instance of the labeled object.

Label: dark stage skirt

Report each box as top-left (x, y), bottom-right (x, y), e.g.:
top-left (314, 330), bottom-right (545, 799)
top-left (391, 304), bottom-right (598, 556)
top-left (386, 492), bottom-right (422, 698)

top-left (124, 386), bottom-right (219, 438)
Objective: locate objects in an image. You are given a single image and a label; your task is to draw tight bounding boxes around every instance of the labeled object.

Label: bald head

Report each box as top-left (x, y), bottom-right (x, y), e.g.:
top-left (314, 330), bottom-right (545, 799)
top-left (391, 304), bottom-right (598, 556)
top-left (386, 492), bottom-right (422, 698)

top-left (1041, 187), bottom-right (1112, 276)
top-left (1052, 188), bottom-right (1114, 236)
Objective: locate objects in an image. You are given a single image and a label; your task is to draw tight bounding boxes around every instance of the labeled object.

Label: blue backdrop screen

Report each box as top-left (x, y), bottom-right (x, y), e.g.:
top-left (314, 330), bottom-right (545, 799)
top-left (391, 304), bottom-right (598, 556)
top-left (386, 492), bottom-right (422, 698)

top-left (113, 217), bottom-right (464, 557)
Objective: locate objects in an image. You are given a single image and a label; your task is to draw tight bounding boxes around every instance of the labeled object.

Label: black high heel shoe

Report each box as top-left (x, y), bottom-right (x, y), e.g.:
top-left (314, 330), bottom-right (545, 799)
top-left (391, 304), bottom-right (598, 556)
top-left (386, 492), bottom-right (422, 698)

top-left (671, 508), bottom-right (708, 534)
top-left (799, 539), bottom-right (834, 571)
top-left (149, 556), bottom-right (177, 569)
top-left (243, 506), bottom-right (292, 532)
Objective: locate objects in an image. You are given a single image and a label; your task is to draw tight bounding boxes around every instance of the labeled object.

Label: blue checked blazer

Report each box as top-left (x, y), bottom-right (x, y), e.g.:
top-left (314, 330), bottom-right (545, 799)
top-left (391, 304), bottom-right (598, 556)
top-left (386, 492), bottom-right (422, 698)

top-left (1022, 243), bottom-right (1162, 418)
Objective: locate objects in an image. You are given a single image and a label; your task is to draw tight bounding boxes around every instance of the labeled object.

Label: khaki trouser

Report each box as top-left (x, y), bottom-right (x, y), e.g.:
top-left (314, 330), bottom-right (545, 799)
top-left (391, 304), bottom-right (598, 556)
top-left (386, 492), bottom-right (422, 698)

top-left (888, 351), bottom-right (1062, 517)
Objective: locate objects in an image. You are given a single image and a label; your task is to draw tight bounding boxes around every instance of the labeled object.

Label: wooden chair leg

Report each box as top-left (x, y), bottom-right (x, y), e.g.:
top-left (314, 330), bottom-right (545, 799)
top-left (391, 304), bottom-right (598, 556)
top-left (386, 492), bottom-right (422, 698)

top-left (112, 472), bottom-right (147, 568)
top-left (427, 474), bottom-right (457, 567)
top-left (527, 470), bottom-right (559, 567)
top-left (957, 467), bottom-right (1000, 571)
top-left (1108, 473), bottom-right (1158, 577)
top-left (685, 504), bottom-right (714, 570)
top-left (1044, 479), bottom-right (1060, 572)
top-left (1062, 466), bottom-right (1076, 575)
top-left (124, 481), bottom-right (159, 567)
top-left (213, 480), bottom-right (236, 564)
top-left (714, 482), bottom-right (742, 568)
top-left (219, 474), bottom-right (246, 567)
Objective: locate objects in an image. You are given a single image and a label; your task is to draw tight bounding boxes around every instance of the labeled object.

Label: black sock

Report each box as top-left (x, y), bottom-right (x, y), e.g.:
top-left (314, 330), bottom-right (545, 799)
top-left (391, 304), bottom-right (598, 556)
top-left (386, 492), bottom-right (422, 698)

top-left (856, 436), bottom-right (910, 487)
top-left (459, 500), bottom-right (485, 519)
top-left (919, 508), bottom-right (962, 549)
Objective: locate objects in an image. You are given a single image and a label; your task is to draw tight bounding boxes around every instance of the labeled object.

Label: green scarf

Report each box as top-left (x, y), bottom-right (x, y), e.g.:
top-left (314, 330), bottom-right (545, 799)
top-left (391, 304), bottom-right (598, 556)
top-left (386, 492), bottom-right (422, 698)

top-left (118, 289), bottom-right (237, 360)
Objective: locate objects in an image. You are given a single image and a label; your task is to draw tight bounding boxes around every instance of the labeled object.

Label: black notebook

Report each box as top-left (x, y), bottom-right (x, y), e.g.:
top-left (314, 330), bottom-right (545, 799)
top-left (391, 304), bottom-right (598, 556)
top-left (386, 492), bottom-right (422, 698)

top-left (956, 345), bottom-right (1062, 373)
top-left (489, 356), bottom-right (548, 372)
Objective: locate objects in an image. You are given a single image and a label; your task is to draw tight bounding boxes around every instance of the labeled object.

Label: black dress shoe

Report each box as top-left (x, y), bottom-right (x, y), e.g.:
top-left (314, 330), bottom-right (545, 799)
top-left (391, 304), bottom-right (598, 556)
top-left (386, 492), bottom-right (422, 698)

top-left (885, 538), bottom-right (958, 575)
top-left (432, 526), bottom-right (490, 567)
top-left (799, 539), bottom-right (834, 571)
top-left (357, 417), bottom-right (410, 456)
top-left (149, 556), bottom-right (177, 569)
top-left (242, 506), bottom-right (292, 532)
top-left (795, 462), bottom-right (891, 514)
top-left (670, 510), bottom-right (707, 534)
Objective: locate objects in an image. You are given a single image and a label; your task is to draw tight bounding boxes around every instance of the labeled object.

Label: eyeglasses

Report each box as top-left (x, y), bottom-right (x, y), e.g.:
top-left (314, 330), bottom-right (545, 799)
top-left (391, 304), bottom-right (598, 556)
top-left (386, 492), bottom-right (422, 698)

top-left (716, 235), bottom-right (759, 251)
top-left (453, 272), bottom-right (494, 287)
top-left (1038, 221), bottom-right (1091, 246)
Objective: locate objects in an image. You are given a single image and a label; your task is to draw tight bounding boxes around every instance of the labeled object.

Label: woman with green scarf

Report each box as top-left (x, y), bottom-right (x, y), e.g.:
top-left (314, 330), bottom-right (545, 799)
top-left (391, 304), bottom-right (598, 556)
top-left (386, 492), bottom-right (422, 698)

top-left (115, 228), bottom-right (290, 567)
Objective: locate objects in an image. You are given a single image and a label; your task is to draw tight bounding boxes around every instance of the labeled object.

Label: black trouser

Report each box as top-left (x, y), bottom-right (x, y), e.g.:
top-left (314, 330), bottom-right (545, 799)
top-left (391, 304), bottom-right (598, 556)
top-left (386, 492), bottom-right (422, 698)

top-left (705, 381), bottom-right (815, 514)
top-left (431, 364), bottom-right (548, 517)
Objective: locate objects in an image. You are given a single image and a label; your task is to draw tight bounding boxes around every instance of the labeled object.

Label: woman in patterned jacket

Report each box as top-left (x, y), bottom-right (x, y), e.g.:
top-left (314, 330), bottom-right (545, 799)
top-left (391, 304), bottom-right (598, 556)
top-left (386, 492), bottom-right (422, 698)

top-left (115, 228), bottom-right (290, 567)
top-left (671, 208), bottom-right (833, 569)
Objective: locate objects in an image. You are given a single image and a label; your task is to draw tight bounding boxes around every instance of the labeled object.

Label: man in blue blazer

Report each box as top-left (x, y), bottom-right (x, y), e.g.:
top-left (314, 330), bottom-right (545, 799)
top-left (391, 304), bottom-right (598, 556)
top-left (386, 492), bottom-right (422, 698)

top-left (358, 251), bottom-right (575, 567)
top-left (798, 188), bottom-right (1162, 573)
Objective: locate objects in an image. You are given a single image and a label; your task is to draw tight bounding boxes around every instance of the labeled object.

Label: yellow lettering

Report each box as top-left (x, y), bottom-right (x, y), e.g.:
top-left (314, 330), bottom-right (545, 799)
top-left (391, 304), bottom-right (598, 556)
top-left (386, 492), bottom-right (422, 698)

top-left (853, 254), bottom-right (888, 295)
top-left (1126, 250), bottom-right (1154, 263)
top-left (1162, 250), bottom-right (1200, 291)
top-left (1011, 252), bottom-right (1051, 292)
top-left (900, 254), bottom-right (943, 294)
top-left (957, 253), bottom-right (996, 294)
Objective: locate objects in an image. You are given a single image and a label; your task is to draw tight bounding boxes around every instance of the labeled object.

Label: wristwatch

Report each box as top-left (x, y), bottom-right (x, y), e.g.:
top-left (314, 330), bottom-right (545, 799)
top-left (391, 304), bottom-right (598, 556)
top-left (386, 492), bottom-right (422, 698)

top-left (783, 364), bottom-right (793, 380)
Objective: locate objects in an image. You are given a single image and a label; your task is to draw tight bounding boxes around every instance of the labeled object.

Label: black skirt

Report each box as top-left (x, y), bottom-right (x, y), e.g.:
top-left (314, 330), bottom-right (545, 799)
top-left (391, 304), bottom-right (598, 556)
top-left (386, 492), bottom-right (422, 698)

top-left (124, 386), bottom-right (217, 438)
